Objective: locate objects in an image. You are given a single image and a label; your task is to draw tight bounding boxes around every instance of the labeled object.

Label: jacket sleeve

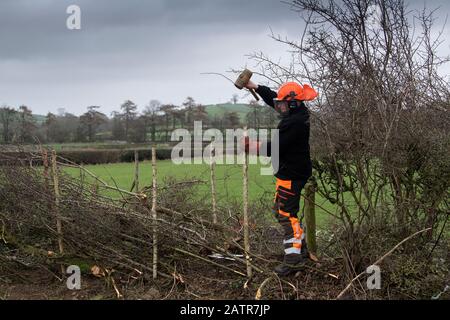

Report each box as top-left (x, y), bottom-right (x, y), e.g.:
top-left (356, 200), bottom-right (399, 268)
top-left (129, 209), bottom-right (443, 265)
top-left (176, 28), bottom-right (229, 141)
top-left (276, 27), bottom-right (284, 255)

top-left (255, 85), bottom-right (277, 108)
top-left (262, 115), bottom-right (306, 158)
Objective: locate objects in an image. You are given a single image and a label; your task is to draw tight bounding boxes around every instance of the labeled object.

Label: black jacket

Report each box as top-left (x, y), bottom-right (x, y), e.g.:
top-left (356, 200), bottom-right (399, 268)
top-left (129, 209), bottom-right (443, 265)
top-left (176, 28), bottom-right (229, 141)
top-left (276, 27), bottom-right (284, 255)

top-left (255, 85), bottom-right (312, 181)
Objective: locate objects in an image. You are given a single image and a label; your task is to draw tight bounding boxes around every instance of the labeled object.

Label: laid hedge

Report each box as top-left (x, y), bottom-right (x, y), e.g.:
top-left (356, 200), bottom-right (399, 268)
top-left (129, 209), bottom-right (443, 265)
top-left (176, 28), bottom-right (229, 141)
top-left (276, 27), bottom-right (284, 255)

top-left (119, 149), bottom-right (173, 163)
top-left (0, 148), bottom-right (174, 166)
top-left (61, 149), bottom-right (174, 165)
top-left (60, 149), bottom-right (122, 165)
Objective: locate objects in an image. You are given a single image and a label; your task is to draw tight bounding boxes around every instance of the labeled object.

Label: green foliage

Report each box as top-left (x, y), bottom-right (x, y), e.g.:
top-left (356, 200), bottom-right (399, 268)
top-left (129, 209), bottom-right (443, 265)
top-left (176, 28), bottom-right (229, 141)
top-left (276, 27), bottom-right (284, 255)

top-left (385, 252), bottom-right (449, 299)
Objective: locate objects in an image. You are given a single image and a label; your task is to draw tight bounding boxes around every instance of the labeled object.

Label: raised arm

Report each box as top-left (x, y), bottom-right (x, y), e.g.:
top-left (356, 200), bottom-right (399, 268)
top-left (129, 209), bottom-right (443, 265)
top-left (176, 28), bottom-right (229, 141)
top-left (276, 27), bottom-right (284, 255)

top-left (245, 80), bottom-right (277, 108)
top-left (255, 86), bottom-right (277, 108)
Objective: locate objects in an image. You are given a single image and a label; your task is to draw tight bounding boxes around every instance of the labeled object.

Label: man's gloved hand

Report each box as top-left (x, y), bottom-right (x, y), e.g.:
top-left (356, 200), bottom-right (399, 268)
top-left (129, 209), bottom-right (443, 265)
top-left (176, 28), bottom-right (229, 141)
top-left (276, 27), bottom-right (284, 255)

top-left (244, 80), bottom-right (259, 91)
top-left (242, 136), bottom-right (262, 155)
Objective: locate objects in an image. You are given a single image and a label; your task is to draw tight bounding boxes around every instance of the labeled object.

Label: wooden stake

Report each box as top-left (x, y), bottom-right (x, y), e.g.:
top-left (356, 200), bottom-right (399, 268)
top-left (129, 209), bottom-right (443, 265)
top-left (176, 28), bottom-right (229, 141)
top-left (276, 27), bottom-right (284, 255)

top-left (51, 150), bottom-right (64, 275)
top-left (80, 167), bottom-right (85, 193)
top-left (42, 149), bottom-right (49, 187)
top-left (242, 129), bottom-right (252, 279)
top-left (151, 146), bottom-right (158, 280)
top-left (304, 178), bottom-right (317, 255)
top-left (92, 181), bottom-right (99, 195)
top-left (134, 150), bottom-right (140, 192)
top-left (43, 149), bottom-right (54, 227)
top-left (210, 145), bottom-right (218, 224)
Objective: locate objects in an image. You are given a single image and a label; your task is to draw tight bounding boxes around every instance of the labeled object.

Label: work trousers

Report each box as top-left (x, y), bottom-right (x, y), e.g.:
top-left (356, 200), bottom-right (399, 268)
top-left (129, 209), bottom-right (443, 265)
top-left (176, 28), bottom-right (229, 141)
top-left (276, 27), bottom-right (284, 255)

top-left (273, 178), bottom-right (307, 264)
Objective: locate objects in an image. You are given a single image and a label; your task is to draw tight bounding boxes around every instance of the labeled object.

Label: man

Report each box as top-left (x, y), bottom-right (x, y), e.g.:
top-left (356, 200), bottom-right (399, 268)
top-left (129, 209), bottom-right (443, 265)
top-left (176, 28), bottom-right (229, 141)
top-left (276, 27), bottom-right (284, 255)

top-left (244, 80), bottom-right (318, 276)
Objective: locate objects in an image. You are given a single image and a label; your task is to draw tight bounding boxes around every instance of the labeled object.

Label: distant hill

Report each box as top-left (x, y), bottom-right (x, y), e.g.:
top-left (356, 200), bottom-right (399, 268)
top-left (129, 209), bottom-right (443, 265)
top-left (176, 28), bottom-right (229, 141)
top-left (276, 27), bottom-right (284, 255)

top-left (204, 103), bottom-right (252, 121)
top-left (33, 114), bottom-right (46, 125)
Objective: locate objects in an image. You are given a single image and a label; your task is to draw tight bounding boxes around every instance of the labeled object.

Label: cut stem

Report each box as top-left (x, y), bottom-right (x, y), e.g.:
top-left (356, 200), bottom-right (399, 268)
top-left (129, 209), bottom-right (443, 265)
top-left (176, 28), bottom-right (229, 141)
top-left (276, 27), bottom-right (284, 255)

top-left (304, 178), bottom-right (317, 254)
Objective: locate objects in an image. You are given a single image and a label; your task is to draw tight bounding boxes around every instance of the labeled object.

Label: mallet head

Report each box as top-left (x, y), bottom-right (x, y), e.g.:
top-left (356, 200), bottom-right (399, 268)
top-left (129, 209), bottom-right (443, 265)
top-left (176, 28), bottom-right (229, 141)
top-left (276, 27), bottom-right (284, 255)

top-left (234, 68), bottom-right (260, 101)
top-left (234, 69), bottom-right (253, 90)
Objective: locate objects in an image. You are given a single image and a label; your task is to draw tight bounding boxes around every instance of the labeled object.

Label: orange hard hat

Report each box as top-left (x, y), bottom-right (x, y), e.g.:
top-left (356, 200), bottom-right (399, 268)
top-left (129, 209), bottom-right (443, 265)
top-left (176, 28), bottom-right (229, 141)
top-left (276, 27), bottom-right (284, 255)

top-left (277, 82), bottom-right (318, 102)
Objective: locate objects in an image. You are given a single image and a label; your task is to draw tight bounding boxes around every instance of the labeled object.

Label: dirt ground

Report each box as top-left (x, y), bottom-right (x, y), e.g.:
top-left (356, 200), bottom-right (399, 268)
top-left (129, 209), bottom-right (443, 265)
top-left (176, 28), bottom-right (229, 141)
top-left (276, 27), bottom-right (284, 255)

top-left (0, 256), bottom-right (343, 300)
top-left (0, 223), bottom-right (344, 300)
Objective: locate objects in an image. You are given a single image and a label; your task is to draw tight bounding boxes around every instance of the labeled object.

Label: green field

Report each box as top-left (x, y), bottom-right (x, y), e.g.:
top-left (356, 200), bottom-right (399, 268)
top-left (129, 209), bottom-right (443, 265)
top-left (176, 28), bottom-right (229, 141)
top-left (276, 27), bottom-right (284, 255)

top-left (64, 160), bottom-right (336, 227)
top-left (204, 103), bottom-right (252, 122)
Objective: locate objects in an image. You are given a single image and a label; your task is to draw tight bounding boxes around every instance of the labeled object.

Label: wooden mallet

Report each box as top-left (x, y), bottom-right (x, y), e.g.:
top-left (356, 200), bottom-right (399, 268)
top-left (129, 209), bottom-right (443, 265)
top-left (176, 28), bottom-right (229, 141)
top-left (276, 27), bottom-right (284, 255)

top-left (235, 69), bottom-right (260, 101)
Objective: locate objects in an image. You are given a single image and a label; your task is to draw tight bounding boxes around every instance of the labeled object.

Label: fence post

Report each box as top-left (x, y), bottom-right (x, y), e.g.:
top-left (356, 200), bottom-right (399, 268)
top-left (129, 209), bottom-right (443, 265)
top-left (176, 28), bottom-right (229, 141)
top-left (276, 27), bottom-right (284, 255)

top-left (210, 145), bottom-right (218, 224)
top-left (134, 149), bottom-right (140, 193)
top-left (51, 150), bottom-right (65, 275)
top-left (151, 146), bottom-right (158, 280)
top-left (42, 149), bottom-right (54, 224)
top-left (242, 129), bottom-right (252, 279)
top-left (304, 178), bottom-right (317, 255)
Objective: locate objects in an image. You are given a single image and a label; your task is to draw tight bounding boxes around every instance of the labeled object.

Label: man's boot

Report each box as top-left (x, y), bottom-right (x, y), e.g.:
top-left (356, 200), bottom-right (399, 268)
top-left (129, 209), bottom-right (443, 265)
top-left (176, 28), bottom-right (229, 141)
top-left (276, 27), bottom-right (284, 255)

top-left (274, 254), bottom-right (306, 276)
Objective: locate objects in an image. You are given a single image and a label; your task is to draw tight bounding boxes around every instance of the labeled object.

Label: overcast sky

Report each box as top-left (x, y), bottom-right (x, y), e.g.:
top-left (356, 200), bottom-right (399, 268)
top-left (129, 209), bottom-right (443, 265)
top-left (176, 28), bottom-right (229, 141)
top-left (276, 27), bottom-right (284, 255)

top-left (1, 0), bottom-right (449, 116)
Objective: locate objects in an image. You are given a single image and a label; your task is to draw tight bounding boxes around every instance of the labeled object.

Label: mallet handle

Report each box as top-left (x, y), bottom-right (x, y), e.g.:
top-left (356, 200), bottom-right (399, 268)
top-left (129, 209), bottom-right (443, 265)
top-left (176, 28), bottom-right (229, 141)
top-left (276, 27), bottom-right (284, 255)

top-left (249, 89), bottom-right (260, 101)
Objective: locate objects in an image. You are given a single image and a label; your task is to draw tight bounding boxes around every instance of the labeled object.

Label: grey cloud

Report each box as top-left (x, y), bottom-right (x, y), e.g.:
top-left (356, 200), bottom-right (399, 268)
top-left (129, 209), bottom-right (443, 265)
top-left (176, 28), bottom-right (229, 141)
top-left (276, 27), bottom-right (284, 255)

top-left (0, 0), bottom-right (448, 115)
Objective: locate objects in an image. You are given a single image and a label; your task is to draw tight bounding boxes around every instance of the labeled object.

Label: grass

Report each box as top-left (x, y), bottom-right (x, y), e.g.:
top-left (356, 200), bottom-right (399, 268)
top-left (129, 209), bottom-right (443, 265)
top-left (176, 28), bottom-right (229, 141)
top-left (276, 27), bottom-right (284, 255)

top-left (64, 160), bottom-right (337, 227)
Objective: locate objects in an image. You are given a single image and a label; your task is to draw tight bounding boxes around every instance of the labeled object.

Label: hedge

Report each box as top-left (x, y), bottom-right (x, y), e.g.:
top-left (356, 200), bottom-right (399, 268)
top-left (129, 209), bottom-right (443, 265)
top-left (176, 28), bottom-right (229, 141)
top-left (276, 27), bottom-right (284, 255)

top-left (0, 148), bottom-right (174, 166)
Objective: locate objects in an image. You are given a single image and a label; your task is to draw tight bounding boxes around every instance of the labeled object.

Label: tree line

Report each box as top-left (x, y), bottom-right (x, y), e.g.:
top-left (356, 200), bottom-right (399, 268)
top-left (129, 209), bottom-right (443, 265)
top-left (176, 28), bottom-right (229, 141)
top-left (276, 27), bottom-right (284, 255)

top-left (0, 97), bottom-right (278, 145)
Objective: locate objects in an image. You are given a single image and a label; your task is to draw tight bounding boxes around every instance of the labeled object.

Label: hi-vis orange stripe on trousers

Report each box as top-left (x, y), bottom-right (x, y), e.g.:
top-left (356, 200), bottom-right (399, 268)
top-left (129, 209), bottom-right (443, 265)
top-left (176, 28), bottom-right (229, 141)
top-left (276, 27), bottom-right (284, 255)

top-left (273, 178), bottom-right (307, 264)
